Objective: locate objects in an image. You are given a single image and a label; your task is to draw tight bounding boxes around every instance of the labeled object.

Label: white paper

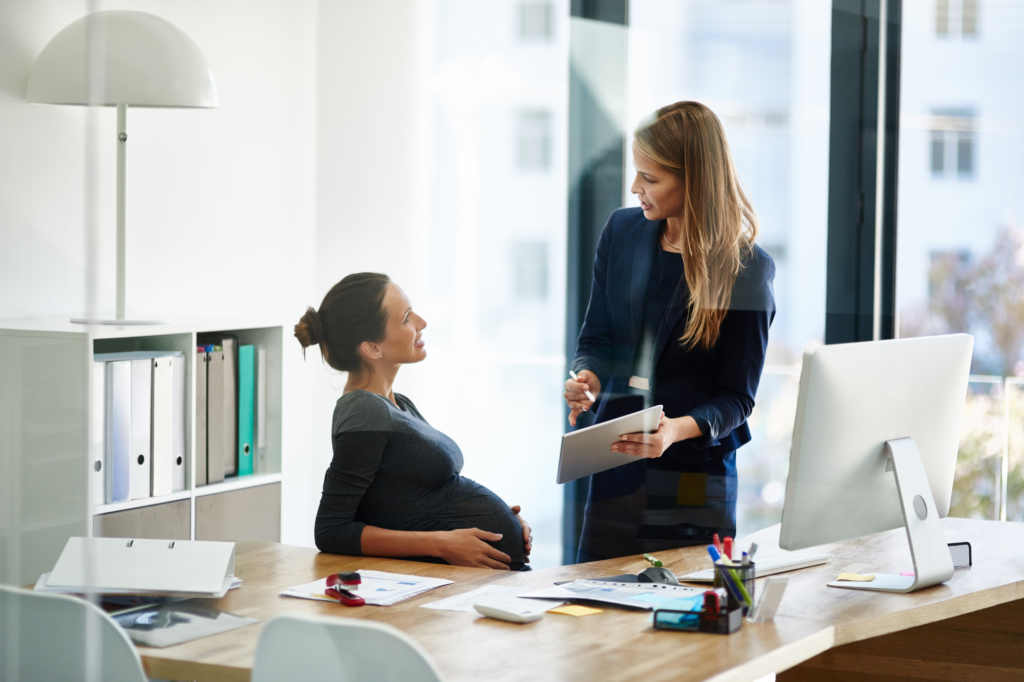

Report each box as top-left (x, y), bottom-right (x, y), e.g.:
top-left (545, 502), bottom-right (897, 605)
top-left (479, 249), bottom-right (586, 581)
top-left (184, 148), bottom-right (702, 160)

top-left (420, 584), bottom-right (565, 613)
top-left (519, 579), bottom-right (703, 611)
top-left (281, 570), bottom-right (453, 607)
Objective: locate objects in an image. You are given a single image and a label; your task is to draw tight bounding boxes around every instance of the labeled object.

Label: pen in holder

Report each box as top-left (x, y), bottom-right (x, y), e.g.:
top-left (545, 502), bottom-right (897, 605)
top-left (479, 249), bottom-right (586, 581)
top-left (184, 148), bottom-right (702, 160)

top-left (713, 562), bottom-right (755, 616)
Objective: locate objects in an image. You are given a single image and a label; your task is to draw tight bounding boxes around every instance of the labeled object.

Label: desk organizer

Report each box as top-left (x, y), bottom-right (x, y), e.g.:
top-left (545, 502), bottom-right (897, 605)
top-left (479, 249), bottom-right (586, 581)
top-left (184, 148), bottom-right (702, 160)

top-left (653, 605), bottom-right (744, 634)
top-left (713, 562), bottom-right (755, 616)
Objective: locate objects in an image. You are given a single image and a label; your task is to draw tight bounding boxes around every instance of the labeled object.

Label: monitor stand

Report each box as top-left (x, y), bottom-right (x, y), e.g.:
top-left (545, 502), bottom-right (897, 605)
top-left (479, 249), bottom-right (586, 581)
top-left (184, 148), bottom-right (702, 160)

top-left (827, 437), bottom-right (955, 593)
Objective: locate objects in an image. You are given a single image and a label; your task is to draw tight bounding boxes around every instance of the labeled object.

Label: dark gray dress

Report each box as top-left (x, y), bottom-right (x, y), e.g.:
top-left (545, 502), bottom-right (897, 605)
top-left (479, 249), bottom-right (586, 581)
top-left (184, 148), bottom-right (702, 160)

top-left (314, 390), bottom-right (527, 569)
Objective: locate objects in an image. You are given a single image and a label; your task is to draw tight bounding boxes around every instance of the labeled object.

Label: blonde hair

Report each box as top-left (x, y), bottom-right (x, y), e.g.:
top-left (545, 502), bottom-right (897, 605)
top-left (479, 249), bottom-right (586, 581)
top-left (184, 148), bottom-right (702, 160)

top-left (633, 101), bottom-right (759, 350)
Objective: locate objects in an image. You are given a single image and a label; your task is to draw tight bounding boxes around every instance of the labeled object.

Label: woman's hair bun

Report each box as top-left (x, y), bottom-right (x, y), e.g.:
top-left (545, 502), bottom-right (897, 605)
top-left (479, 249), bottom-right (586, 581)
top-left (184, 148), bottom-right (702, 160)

top-left (297, 273), bottom-right (391, 372)
top-left (294, 306), bottom-right (324, 352)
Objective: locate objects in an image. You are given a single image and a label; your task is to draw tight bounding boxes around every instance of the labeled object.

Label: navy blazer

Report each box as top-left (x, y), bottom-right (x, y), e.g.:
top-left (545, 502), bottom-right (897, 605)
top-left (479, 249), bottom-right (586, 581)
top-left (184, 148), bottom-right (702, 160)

top-left (571, 207), bottom-right (776, 464)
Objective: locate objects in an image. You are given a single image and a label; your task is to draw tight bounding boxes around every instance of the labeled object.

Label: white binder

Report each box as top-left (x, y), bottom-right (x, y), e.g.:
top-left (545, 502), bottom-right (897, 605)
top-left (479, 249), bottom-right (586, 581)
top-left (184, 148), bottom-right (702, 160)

top-left (43, 537), bottom-right (236, 597)
top-left (90, 360), bottom-right (106, 506)
top-left (106, 360), bottom-right (132, 504)
top-left (172, 352), bottom-right (187, 492)
top-left (196, 349), bottom-right (208, 487)
top-left (96, 351), bottom-right (186, 501)
top-left (150, 356), bottom-right (174, 497)
top-left (129, 358), bottom-right (153, 500)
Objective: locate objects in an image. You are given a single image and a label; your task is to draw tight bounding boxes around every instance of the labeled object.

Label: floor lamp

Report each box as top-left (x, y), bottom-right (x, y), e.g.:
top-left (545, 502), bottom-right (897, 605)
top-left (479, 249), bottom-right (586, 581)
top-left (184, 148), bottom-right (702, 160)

top-left (27, 10), bottom-right (218, 325)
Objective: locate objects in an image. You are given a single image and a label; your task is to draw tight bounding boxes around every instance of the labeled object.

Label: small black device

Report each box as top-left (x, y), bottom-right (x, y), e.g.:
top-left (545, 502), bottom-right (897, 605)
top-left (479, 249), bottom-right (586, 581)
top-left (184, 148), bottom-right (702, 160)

top-left (638, 566), bottom-right (679, 585)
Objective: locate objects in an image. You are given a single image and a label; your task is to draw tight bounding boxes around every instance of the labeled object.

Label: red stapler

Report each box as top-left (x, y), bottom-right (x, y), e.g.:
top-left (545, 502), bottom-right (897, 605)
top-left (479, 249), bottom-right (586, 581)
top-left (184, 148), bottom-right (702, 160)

top-left (325, 571), bottom-right (365, 607)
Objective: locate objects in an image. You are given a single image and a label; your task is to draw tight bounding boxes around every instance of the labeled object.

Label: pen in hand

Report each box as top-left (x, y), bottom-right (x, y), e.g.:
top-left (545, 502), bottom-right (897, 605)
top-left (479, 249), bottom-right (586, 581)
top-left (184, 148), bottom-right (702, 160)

top-left (569, 370), bottom-right (596, 402)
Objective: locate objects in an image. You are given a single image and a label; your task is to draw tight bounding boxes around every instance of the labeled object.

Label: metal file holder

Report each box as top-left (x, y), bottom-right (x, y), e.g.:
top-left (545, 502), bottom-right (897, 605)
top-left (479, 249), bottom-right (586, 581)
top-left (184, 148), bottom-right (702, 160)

top-left (713, 562), bottom-right (756, 616)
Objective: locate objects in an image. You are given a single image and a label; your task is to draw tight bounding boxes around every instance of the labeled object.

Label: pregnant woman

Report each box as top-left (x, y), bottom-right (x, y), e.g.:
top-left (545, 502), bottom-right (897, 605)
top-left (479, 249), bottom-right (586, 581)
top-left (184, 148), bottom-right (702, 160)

top-left (564, 101), bottom-right (776, 561)
top-left (297, 273), bottom-right (531, 570)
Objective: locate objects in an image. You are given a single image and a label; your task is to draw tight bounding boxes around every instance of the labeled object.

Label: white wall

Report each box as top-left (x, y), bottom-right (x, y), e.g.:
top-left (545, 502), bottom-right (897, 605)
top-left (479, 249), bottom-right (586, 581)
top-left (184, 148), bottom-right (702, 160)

top-left (0, 0), bottom-right (320, 547)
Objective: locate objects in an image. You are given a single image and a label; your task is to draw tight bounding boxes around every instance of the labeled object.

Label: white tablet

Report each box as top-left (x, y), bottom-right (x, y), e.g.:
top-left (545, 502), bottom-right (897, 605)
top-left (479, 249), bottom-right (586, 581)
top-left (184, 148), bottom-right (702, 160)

top-left (556, 405), bottom-right (663, 484)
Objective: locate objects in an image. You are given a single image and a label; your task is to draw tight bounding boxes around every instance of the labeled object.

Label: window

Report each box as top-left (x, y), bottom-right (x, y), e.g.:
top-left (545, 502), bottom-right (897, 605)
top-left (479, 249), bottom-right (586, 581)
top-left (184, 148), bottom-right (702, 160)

top-left (518, 2), bottom-right (554, 41)
top-left (929, 109), bottom-right (974, 179)
top-left (899, 1), bottom-right (1024, 522)
top-left (517, 110), bottom-right (552, 171)
top-left (513, 242), bottom-right (548, 300)
top-left (622, 1), bottom-right (832, 539)
top-left (392, 1), bottom-right (568, 570)
top-left (936, 0), bottom-right (978, 38)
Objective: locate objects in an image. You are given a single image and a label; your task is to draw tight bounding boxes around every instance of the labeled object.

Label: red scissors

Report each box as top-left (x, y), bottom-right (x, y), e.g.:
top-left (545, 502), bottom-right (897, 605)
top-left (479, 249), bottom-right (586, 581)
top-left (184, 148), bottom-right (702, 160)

top-left (325, 572), bottom-right (365, 607)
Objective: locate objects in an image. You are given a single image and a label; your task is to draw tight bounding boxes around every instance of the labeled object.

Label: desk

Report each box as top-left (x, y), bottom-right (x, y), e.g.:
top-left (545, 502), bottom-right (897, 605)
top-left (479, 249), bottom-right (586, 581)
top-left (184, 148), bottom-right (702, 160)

top-left (139, 518), bottom-right (1024, 682)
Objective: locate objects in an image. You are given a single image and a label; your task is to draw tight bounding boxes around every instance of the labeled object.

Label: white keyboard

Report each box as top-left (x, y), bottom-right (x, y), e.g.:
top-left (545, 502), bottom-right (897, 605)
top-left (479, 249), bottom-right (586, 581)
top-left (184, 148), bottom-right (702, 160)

top-left (678, 553), bottom-right (833, 582)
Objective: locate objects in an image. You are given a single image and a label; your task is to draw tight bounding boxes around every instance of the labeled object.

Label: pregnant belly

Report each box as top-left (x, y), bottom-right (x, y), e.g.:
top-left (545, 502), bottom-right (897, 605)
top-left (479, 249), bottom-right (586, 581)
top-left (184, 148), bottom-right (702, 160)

top-left (428, 479), bottom-right (527, 568)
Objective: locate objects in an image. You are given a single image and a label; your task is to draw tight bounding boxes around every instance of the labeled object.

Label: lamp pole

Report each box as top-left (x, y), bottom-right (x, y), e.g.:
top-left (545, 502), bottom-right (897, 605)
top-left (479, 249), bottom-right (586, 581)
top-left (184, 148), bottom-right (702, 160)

top-left (116, 102), bottom-right (127, 320)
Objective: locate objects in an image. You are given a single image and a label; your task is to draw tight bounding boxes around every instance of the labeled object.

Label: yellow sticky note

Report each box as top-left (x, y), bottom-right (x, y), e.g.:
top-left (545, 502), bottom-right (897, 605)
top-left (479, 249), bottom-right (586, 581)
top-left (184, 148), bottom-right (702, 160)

top-left (836, 573), bottom-right (875, 582)
top-left (548, 605), bottom-right (603, 617)
top-left (676, 473), bottom-right (707, 506)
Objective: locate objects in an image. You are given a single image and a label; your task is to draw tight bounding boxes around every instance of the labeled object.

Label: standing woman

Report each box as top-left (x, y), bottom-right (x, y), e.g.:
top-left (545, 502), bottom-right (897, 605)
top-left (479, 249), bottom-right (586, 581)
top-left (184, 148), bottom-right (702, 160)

top-left (563, 101), bottom-right (775, 562)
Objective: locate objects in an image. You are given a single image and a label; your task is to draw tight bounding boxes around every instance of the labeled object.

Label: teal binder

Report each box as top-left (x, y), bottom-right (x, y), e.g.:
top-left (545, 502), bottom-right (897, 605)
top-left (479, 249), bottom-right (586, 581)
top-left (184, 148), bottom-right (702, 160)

top-left (238, 344), bottom-right (255, 477)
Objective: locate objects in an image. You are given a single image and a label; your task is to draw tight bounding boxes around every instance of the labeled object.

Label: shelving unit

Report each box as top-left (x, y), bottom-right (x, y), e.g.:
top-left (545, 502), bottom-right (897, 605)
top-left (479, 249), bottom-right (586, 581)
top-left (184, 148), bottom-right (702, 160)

top-left (0, 317), bottom-right (284, 585)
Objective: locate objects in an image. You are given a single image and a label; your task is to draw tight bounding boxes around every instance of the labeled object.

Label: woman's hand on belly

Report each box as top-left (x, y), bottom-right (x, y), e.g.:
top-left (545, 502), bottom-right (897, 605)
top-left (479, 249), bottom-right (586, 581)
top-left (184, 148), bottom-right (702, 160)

top-left (510, 505), bottom-right (532, 563)
top-left (436, 528), bottom-right (512, 570)
top-left (612, 413), bottom-right (702, 459)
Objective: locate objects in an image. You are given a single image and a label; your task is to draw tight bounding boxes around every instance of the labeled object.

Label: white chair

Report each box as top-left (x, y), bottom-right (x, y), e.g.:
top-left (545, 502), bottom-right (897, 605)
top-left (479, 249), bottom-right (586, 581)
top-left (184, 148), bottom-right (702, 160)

top-left (0, 584), bottom-right (147, 682)
top-left (252, 613), bottom-right (445, 682)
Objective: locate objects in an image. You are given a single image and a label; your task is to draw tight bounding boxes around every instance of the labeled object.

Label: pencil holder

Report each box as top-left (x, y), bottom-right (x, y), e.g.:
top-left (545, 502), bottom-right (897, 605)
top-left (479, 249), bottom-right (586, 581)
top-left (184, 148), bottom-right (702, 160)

top-left (713, 562), bottom-right (755, 616)
top-left (652, 605), bottom-right (744, 634)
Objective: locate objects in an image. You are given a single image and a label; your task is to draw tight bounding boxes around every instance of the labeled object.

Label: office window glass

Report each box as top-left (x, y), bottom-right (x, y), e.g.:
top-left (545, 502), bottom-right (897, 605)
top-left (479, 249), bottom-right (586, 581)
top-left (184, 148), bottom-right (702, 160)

top-left (897, 0), bottom-right (1024, 521)
top-left (518, 110), bottom-right (553, 170)
top-left (929, 109), bottom-right (975, 180)
top-left (963, 0), bottom-right (979, 35)
top-left (936, 0), bottom-right (951, 35)
top-left (518, 2), bottom-right (554, 41)
top-left (513, 241), bottom-right (549, 299)
top-left (625, 0), bottom-right (832, 537)
top-left (395, 0), bottom-right (569, 569)
top-left (936, 0), bottom-right (979, 38)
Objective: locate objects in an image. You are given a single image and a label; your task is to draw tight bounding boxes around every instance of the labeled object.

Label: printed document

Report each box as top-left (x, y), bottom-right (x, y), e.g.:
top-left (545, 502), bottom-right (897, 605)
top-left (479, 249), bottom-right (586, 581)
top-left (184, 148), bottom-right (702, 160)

top-left (281, 570), bottom-right (452, 606)
top-left (420, 584), bottom-right (565, 613)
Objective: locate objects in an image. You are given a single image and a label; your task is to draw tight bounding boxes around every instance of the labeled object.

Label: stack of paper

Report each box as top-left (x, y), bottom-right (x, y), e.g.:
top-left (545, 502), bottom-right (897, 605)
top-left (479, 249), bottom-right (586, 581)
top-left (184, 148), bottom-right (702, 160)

top-left (281, 570), bottom-right (453, 606)
top-left (518, 579), bottom-right (703, 610)
top-left (421, 584), bottom-right (566, 613)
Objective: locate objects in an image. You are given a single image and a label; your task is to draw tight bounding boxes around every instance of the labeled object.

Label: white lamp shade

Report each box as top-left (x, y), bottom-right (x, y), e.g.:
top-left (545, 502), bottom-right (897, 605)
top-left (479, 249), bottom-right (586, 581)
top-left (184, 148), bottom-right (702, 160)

top-left (27, 10), bottom-right (217, 107)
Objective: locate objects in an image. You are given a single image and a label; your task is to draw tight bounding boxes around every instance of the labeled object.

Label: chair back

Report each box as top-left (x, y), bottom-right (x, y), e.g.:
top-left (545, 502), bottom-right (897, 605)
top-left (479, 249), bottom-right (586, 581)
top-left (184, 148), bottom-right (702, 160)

top-left (0, 584), bottom-right (147, 682)
top-left (252, 613), bottom-right (445, 682)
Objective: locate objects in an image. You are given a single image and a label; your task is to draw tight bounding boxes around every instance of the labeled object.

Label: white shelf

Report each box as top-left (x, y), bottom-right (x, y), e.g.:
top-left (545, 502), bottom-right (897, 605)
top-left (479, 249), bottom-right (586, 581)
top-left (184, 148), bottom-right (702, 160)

top-left (193, 473), bottom-right (283, 498)
top-left (93, 490), bottom-right (192, 516)
top-left (0, 316), bottom-right (284, 340)
top-left (1, 317), bottom-right (285, 565)
top-left (92, 473), bottom-right (283, 515)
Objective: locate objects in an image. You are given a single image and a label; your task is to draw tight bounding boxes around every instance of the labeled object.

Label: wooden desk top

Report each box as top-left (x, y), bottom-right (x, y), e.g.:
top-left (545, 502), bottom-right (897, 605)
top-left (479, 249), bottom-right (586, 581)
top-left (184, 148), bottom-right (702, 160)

top-left (140, 517), bottom-right (1024, 682)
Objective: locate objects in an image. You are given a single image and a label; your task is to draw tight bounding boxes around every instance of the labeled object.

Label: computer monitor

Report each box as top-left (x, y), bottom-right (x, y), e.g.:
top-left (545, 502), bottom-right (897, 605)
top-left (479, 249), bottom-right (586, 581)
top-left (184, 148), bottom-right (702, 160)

top-left (779, 334), bottom-right (973, 593)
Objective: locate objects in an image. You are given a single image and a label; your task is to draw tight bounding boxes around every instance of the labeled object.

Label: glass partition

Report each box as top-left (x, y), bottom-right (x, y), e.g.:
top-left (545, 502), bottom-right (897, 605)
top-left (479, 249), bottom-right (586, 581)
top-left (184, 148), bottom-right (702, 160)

top-left (396, 0), bottom-right (571, 569)
top-left (624, 0), bottom-right (831, 536)
top-left (896, 0), bottom-right (1024, 522)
